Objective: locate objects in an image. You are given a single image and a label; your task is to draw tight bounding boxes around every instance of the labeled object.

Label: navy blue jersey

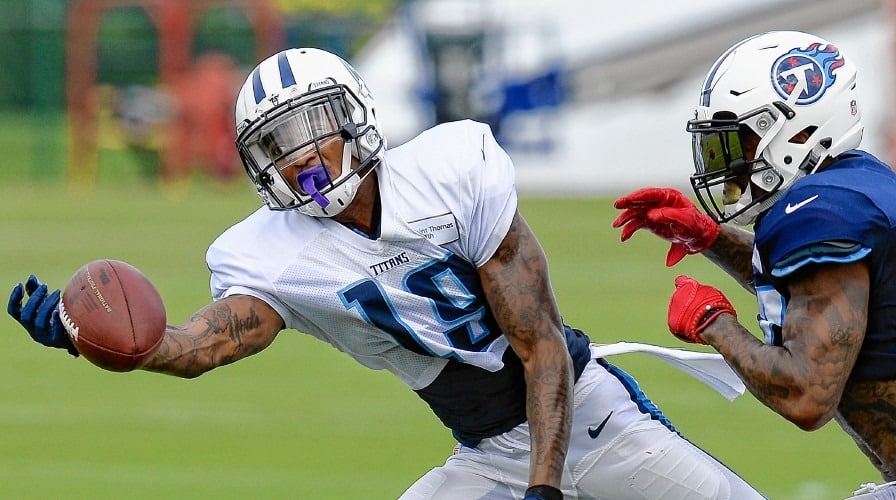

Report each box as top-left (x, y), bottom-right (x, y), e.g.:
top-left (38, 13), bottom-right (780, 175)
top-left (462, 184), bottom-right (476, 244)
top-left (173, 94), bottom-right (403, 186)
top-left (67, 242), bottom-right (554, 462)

top-left (417, 325), bottom-right (592, 447)
top-left (753, 150), bottom-right (896, 380)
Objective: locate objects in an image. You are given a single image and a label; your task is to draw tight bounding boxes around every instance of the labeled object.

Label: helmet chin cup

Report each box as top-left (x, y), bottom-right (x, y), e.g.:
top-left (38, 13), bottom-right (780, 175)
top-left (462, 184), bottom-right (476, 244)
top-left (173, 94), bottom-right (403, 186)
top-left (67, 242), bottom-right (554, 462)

top-left (296, 164), bottom-right (331, 208)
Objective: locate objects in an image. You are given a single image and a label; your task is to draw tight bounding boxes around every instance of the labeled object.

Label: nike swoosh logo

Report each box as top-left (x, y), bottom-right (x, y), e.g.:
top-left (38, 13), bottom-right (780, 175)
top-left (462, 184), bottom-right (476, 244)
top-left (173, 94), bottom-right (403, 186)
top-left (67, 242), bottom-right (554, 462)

top-left (784, 195), bottom-right (819, 214)
top-left (588, 411), bottom-right (613, 439)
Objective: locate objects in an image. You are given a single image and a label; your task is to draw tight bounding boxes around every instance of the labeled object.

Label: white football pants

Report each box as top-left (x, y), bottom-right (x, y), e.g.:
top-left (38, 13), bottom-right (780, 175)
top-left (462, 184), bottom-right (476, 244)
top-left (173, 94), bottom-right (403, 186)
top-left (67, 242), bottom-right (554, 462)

top-left (399, 354), bottom-right (765, 499)
top-left (846, 481), bottom-right (896, 499)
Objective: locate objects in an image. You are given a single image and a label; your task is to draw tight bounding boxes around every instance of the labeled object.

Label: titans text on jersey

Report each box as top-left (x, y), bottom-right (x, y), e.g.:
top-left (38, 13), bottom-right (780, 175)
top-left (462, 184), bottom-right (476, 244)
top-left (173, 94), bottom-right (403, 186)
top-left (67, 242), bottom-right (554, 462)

top-left (208, 120), bottom-right (591, 445)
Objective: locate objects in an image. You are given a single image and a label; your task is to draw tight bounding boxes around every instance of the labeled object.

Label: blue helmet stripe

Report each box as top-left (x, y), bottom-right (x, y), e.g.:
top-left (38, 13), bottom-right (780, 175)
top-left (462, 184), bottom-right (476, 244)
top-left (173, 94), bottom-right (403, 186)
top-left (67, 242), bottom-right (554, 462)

top-left (251, 67), bottom-right (265, 105)
top-left (278, 52), bottom-right (297, 89)
top-left (701, 33), bottom-right (763, 106)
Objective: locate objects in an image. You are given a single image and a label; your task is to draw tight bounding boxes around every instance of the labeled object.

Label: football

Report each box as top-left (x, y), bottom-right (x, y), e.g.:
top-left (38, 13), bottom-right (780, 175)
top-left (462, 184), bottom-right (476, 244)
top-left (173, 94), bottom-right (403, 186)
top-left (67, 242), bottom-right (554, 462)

top-left (59, 259), bottom-right (166, 372)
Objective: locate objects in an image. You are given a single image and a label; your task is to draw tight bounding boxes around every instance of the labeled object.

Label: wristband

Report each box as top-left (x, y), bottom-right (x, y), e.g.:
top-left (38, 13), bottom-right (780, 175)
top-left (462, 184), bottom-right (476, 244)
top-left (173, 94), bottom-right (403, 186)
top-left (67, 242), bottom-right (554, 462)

top-left (523, 484), bottom-right (563, 500)
top-left (697, 307), bottom-right (735, 333)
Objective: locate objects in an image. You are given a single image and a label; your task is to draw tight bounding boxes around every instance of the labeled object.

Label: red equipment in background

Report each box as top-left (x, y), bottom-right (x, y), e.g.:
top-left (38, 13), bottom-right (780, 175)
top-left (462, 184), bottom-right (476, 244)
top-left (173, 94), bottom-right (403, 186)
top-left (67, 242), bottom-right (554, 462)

top-left (65, 0), bottom-right (285, 186)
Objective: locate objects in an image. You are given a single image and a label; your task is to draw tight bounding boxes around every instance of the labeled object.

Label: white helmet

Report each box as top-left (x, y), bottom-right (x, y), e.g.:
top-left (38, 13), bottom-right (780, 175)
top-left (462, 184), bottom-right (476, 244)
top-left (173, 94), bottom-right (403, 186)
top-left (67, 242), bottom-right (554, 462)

top-left (234, 48), bottom-right (385, 217)
top-left (687, 31), bottom-right (863, 225)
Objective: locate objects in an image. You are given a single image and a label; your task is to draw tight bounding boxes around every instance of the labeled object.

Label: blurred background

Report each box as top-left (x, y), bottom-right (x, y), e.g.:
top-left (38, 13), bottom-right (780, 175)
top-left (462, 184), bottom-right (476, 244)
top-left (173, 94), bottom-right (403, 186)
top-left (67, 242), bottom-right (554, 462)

top-left (2, 0), bottom-right (891, 193)
top-left (1, 0), bottom-right (894, 498)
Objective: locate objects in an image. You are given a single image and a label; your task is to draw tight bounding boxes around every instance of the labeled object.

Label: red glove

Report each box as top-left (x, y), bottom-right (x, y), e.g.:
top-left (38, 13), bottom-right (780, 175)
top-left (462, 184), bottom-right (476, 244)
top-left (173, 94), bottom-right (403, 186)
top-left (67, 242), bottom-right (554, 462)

top-left (667, 275), bottom-right (736, 344)
top-left (613, 187), bottom-right (720, 266)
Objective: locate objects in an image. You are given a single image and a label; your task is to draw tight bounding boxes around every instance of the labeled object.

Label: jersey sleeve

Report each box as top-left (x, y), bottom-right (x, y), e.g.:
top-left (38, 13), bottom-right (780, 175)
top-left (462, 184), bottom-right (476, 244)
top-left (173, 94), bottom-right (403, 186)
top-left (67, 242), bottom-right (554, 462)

top-left (205, 212), bottom-right (292, 326)
top-left (458, 121), bottom-right (518, 267)
top-left (771, 242), bottom-right (871, 277)
top-left (758, 185), bottom-right (875, 277)
top-left (383, 120), bottom-right (518, 267)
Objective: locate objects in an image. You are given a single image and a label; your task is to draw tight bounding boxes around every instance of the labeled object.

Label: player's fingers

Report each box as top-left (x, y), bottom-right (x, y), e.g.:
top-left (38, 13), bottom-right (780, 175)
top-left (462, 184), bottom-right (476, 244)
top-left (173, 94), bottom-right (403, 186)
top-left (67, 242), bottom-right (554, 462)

top-left (47, 308), bottom-right (70, 347)
top-left (7, 283), bottom-right (24, 319)
top-left (653, 211), bottom-right (689, 237)
top-left (25, 275), bottom-right (41, 295)
top-left (613, 188), bottom-right (658, 208)
top-left (613, 196), bottom-right (631, 209)
top-left (618, 218), bottom-right (648, 241)
top-left (614, 187), bottom-right (674, 209)
top-left (49, 312), bottom-right (70, 349)
top-left (673, 275), bottom-right (697, 289)
top-left (619, 212), bottom-right (680, 242)
top-left (612, 207), bottom-right (644, 228)
top-left (614, 191), bottom-right (652, 209)
top-left (35, 289), bottom-right (60, 331)
top-left (665, 244), bottom-right (688, 267)
top-left (20, 284), bottom-right (48, 326)
top-left (646, 206), bottom-right (685, 224)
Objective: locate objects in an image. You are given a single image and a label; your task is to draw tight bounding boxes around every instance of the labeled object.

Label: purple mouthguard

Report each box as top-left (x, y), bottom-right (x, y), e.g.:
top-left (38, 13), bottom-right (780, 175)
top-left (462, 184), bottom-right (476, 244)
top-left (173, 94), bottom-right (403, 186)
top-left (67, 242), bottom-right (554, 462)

top-left (296, 164), bottom-right (331, 208)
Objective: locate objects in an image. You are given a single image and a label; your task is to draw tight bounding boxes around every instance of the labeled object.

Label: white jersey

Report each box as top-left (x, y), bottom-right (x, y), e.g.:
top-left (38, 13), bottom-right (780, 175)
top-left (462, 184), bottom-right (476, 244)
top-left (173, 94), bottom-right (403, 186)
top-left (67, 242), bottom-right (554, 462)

top-left (207, 120), bottom-right (517, 391)
top-left (206, 122), bottom-right (767, 499)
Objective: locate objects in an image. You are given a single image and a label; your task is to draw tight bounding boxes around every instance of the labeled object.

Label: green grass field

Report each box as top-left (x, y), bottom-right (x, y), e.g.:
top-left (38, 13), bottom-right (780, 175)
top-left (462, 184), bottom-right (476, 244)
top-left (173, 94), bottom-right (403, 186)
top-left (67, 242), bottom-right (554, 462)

top-left (0, 179), bottom-right (880, 499)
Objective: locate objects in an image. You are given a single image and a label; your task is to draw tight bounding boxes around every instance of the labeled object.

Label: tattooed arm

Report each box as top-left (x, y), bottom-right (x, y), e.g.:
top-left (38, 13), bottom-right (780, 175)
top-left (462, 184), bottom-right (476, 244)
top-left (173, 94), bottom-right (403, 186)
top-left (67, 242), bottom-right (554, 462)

top-left (141, 295), bottom-right (284, 378)
top-left (477, 210), bottom-right (573, 490)
top-left (701, 259), bottom-right (868, 430)
top-left (703, 224), bottom-right (757, 294)
top-left (837, 381), bottom-right (896, 481)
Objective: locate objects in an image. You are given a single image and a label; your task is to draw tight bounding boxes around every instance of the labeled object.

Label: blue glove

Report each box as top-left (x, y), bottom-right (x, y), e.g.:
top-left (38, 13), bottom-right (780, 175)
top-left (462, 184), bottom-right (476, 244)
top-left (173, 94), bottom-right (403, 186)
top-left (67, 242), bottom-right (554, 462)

top-left (8, 275), bottom-right (79, 357)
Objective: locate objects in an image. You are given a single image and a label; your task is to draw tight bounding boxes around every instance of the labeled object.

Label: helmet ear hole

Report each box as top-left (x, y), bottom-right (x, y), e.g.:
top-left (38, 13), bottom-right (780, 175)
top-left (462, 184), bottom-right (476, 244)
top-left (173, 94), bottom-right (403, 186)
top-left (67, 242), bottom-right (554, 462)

top-left (788, 126), bottom-right (817, 145)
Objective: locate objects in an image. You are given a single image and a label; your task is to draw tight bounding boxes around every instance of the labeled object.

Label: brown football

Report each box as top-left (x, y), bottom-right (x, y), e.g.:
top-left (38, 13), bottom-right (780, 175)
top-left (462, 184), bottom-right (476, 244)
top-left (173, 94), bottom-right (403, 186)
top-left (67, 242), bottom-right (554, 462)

top-left (59, 259), bottom-right (166, 372)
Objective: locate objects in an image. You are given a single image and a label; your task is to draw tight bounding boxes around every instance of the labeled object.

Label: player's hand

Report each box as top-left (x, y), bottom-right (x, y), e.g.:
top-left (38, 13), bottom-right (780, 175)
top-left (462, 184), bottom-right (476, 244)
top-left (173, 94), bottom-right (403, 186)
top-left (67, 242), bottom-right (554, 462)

top-left (8, 275), bottom-right (79, 357)
top-left (613, 187), bottom-right (720, 266)
top-left (667, 275), bottom-right (736, 344)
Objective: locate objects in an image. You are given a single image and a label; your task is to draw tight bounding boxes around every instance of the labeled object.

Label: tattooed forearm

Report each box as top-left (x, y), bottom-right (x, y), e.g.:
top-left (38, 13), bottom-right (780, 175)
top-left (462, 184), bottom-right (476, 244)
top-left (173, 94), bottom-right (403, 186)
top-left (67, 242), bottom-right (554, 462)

top-left (702, 315), bottom-right (795, 406)
top-left (524, 350), bottom-right (572, 484)
top-left (142, 296), bottom-right (280, 378)
top-left (706, 313), bottom-right (856, 430)
top-left (704, 262), bottom-right (868, 431)
top-left (478, 211), bottom-right (572, 487)
top-left (703, 225), bottom-right (756, 293)
top-left (198, 305), bottom-right (262, 342)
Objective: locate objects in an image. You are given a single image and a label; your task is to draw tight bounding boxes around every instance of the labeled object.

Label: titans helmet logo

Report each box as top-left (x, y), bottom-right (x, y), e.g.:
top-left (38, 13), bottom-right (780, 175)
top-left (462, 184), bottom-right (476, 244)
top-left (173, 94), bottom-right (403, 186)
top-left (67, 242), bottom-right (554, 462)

top-left (771, 42), bottom-right (845, 105)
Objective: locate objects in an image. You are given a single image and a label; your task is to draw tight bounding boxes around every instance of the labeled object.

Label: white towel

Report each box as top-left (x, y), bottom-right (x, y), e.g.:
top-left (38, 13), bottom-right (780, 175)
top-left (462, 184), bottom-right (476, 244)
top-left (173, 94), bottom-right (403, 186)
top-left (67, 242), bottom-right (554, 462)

top-left (590, 342), bottom-right (746, 401)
